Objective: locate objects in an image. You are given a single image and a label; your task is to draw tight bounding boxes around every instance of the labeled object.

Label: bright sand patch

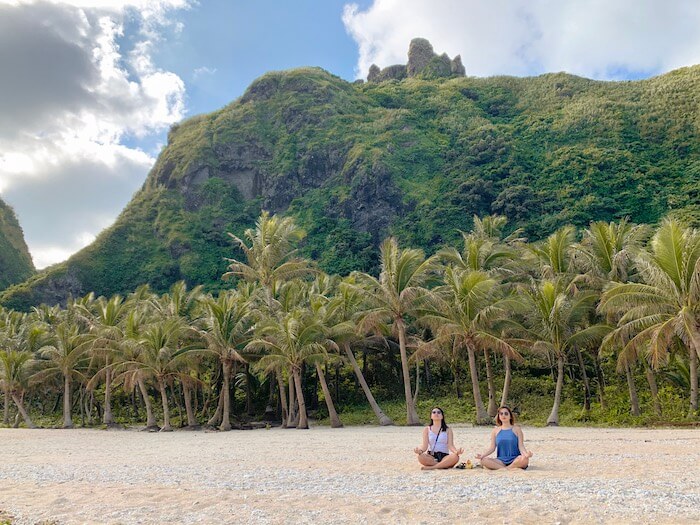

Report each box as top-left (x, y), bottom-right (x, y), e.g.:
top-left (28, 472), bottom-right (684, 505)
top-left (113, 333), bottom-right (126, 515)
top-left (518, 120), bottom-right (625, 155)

top-left (0, 425), bottom-right (698, 524)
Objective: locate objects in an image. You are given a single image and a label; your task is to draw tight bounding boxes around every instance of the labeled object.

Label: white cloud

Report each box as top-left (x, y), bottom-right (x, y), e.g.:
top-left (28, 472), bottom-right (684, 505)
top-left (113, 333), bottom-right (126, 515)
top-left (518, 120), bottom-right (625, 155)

top-left (0, 0), bottom-right (191, 269)
top-left (343, 0), bottom-right (700, 80)
top-left (193, 66), bottom-right (217, 80)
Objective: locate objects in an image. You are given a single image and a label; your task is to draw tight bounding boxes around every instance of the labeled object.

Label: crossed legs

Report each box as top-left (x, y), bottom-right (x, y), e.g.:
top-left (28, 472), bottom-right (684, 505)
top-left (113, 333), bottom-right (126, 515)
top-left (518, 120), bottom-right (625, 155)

top-left (418, 452), bottom-right (460, 470)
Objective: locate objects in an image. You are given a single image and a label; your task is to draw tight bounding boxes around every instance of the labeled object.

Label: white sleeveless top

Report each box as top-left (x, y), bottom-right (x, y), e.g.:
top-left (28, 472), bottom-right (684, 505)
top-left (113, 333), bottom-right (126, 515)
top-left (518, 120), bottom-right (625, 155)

top-left (428, 427), bottom-right (449, 454)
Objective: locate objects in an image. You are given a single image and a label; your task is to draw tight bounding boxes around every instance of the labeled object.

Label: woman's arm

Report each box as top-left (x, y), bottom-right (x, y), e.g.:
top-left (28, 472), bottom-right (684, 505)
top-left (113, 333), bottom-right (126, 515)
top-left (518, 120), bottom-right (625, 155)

top-left (475, 428), bottom-right (497, 459)
top-left (414, 427), bottom-right (430, 454)
top-left (514, 425), bottom-right (533, 457)
top-left (447, 428), bottom-right (464, 455)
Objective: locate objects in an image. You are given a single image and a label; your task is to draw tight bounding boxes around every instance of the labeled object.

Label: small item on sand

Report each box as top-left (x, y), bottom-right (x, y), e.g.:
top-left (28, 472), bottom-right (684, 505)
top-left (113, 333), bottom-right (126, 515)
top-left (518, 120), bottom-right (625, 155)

top-left (455, 459), bottom-right (475, 470)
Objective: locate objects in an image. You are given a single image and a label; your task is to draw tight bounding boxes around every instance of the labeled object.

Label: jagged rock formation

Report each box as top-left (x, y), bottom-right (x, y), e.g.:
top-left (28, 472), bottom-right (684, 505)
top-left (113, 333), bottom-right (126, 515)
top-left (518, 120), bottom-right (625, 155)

top-left (367, 38), bottom-right (466, 82)
top-left (0, 197), bottom-right (34, 291)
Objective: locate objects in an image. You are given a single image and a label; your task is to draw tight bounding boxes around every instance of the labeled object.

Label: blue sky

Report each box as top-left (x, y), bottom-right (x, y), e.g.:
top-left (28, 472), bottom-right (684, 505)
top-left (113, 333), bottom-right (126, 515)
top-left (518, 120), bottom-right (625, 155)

top-left (1, 0), bottom-right (700, 269)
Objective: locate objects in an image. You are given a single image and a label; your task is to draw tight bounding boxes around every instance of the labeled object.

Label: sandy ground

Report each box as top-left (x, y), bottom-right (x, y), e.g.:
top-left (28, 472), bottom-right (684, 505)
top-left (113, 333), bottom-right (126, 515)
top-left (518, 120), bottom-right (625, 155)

top-left (0, 425), bottom-right (699, 524)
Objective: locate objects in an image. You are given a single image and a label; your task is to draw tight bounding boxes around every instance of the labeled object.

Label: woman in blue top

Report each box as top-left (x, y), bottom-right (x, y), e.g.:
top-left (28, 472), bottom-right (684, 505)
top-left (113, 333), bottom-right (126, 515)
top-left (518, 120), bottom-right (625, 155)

top-left (413, 407), bottom-right (464, 469)
top-left (475, 406), bottom-right (533, 470)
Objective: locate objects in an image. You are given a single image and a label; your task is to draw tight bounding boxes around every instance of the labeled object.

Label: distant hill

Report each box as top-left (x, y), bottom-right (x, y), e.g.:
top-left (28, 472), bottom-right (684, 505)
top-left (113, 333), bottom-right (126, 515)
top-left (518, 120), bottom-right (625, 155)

top-left (2, 52), bottom-right (699, 309)
top-left (0, 197), bottom-right (34, 291)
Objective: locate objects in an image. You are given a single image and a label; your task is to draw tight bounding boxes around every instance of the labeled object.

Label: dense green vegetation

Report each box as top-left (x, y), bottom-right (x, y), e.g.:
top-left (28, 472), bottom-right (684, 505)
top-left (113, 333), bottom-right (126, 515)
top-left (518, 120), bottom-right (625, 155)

top-left (1, 213), bottom-right (698, 431)
top-left (0, 198), bottom-right (34, 291)
top-left (2, 65), bottom-right (700, 309)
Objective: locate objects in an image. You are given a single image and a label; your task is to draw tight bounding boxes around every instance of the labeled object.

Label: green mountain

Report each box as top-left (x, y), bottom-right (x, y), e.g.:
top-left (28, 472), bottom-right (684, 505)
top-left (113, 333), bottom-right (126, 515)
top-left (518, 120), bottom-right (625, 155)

top-left (2, 54), bottom-right (700, 309)
top-left (0, 197), bottom-right (34, 291)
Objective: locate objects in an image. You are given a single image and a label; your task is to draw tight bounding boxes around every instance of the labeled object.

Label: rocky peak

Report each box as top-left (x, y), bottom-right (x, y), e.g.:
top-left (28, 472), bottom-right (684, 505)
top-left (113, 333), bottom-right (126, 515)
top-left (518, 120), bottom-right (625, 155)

top-left (367, 38), bottom-right (466, 82)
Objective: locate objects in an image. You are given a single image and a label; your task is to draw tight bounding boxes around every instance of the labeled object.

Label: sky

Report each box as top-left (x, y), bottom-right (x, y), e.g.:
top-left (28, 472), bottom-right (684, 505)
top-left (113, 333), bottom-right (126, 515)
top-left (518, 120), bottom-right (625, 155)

top-left (1, 0), bottom-right (700, 269)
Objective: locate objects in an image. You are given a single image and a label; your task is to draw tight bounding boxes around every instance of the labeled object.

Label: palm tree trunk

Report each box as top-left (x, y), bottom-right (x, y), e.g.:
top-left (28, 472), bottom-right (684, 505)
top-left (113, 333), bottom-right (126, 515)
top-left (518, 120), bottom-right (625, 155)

top-left (287, 373), bottom-right (298, 427)
top-left (245, 364), bottom-right (254, 416)
top-left (220, 361), bottom-right (233, 431)
top-left (11, 393), bottom-right (35, 429)
top-left (343, 344), bottom-right (393, 425)
top-left (63, 374), bottom-right (73, 428)
top-left (3, 385), bottom-right (10, 425)
top-left (158, 378), bottom-right (172, 432)
top-left (466, 344), bottom-right (490, 424)
top-left (412, 360), bottom-right (420, 407)
top-left (103, 362), bottom-right (114, 425)
top-left (182, 381), bottom-right (198, 427)
top-left (547, 354), bottom-right (565, 426)
top-left (316, 364), bottom-right (342, 428)
top-left (644, 366), bottom-right (662, 418)
top-left (207, 390), bottom-right (223, 427)
top-left (594, 352), bottom-right (606, 409)
top-left (138, 377), bottom-right (158, 429)
top-left (500, 354), bottom-right (511, 408)
top-left (625, 361), bottom-right (641, 416)
top-left (397, 321), bottom-right (421, 425)
top-left (689, 347), bottom-right (698, 416)
top-left (276, 372), bottom-right (289, 428)
top-left (293, 367), bottom-right (308, 429)
top-left (575, 346), bottom-right (591, 414)
top-left (484, 349), bottom-right (497, 417)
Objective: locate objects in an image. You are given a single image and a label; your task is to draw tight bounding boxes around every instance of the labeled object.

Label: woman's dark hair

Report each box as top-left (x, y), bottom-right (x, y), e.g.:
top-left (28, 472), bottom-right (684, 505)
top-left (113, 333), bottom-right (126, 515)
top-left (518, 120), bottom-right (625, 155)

top-left (430, 406), bottom-right (448, 431)
top-left (495, 406), bottom-right (515, 426)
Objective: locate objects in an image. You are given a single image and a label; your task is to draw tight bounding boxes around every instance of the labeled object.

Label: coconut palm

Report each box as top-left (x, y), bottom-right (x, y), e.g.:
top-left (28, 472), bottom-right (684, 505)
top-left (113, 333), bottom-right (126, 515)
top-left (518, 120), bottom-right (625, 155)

top-left (576, 218), bottom-right (648, 414)
top-left (599, 218), bottom-right (700, 415)
top-left (353, 237), bottom-right (439, 425)
top-left (199, 289), bottom-right (253, 430)
top-left (419, 267), bottom-right (522, 424)
top-left (520, 278), bottom-right (610, 425)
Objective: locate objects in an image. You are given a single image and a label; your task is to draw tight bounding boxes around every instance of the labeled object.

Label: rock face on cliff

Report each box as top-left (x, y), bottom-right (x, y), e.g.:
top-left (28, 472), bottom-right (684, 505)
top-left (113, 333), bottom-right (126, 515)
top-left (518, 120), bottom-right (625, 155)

top-left (0, 197), bottom-right (34, 291)
top-left (367, 38), bottom-right (466, 82)
top-left (2, 59), bottom-right (700, 309)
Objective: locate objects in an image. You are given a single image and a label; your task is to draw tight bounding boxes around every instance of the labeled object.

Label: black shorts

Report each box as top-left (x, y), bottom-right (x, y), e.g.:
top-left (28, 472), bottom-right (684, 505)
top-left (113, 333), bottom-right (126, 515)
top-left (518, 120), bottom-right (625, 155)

top-left (430, 451), bottom-right (449, 462)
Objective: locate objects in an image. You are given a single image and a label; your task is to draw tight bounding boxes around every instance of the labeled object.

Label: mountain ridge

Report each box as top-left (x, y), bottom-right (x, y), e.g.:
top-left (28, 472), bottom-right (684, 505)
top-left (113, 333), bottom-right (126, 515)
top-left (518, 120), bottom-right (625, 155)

top-left (0, 196), bottom-right (35, 291)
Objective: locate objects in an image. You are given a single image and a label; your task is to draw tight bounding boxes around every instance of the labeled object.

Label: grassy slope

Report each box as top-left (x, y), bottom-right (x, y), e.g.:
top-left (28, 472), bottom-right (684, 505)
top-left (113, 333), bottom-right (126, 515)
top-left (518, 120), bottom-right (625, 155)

top-left (2, 66), bottom-right (699, 309)
top-left (0, 198), bottom-right (34, 291)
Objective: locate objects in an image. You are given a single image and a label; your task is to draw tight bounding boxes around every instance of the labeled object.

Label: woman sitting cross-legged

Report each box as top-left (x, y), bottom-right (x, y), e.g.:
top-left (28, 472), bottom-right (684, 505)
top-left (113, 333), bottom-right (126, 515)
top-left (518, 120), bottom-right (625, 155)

top-left (413, 407), bottom-right (464, 470)
top-left (475, 406), bottom-right (533, 470)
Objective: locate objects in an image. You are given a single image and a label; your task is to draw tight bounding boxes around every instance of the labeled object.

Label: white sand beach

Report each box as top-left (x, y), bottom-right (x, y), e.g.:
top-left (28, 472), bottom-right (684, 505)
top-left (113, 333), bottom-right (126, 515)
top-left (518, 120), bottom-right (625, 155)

top-left (0, 425), bottom-right (699, 524)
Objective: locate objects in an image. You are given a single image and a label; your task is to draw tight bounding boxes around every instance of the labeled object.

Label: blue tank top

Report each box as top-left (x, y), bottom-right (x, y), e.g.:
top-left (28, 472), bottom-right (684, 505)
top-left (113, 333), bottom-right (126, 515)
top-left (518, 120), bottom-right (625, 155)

top-left (495, 428), bottom-right (519, 463)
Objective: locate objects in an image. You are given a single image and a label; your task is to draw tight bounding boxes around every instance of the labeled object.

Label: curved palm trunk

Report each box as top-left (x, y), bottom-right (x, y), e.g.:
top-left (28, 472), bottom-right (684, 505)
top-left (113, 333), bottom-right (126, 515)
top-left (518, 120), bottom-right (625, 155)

top-left (689, 347), bottom-right (698, 416)
top-left (397, 321), bottom-right (421, 425)
top-left (11, 392), bottom-right (35, 429)
top-left (594, 352), bottom-right (606, 409)
top-left (624, 362), bottom-right (641, 416)
top-left (547, 354), bottom-right (565, 426)
top-left (499, 354), bottom-right (512, 408)
top-left (207, 391), bottom-right (223, 427)
top-left (293, 367), bottom-right (308, 429)
top-left (103, 362), bottom-right (114, 425)
top-left (575, 346), bottom-right (591, 415)
top-left (344, 344), bottom-right (393, 425)
top-left (287, 374), bottom-right (299, 427)
top-left (182, 381), bottom-right (198, 427)
top-left (3, 385), bottom-right (10, 425)
top-left (276, 372), bottom-right (289, 428)
top-left (63, 374), bottom-right (73, 429)
top-left (484, 349), bottom-right (497, 417)
top-left (466, 344), bottom-right (490, 424)
top-left (137, 376), bottom-right (158, 429)
top-left (316, 364), bottom-right (342, 428)
top-left (158, 378), bottom-right (173, 432)
top-left (644, 366), bottom-right (662, 418)
top-left (220, 361), bottom-right (233, 431)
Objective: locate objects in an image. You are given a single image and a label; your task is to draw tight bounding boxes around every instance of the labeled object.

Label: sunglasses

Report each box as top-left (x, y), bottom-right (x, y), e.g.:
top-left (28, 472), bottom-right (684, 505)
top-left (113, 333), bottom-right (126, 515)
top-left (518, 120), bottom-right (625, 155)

top-left (498, 411), bottom-right (511, 416)
top-left (431, 410), bottom-right (443, 414)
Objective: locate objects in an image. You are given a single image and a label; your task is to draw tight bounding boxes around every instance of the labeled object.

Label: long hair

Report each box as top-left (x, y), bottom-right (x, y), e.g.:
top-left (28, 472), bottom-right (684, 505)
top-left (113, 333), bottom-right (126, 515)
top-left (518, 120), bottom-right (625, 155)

top-left (430, 406), bottom-right (448, 431)
top-left (495, 406), bottom-right (515, 426)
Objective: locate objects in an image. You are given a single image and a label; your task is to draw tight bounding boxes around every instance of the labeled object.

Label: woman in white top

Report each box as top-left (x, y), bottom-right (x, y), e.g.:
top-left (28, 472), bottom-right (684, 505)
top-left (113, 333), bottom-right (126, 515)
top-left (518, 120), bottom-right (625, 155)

top-left (413, 407), bottom-right (463, 469)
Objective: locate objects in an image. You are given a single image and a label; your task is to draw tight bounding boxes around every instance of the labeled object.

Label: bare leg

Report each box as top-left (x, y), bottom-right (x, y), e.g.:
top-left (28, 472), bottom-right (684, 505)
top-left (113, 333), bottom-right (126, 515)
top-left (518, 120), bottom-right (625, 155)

top-left (506, 455), bottom-right (530, 470)
top-left (421, 453), bottom-right (460, 470)
top-left (479, 457), bottom-right (507, 470)
top-left (418, 453), bottom-right (437, 468)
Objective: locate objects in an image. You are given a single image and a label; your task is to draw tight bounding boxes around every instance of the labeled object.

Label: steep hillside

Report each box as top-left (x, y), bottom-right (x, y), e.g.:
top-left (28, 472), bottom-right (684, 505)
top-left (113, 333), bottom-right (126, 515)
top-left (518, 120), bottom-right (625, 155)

top-left (0, 197), bottom-right (34, 290)
top-left (2, 61), bottom-right (699, 309)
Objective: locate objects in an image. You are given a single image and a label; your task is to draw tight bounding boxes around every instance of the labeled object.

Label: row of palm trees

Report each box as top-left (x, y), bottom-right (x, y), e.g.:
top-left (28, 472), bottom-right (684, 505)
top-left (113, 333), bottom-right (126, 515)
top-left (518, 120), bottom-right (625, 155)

top-left (1, 212), bottom-right (698, 430)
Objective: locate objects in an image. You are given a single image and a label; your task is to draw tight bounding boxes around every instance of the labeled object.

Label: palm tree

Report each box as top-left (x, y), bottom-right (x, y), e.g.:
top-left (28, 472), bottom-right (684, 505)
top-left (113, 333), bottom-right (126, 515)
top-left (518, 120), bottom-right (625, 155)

top-left (353, 237), bottom-right (439, 425)
top-left (36, 321), bottom-right (92, 428)
top-left (599, 218), bottom-right (700, 415)
top-left (520, 278), bottom-right (610, 425)
top-left (419, 267), bottom-right (521, 424)
top-left (199, 290), bottom-right (252, 430)
top-left (576, 218), bottom-right (648, 414)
